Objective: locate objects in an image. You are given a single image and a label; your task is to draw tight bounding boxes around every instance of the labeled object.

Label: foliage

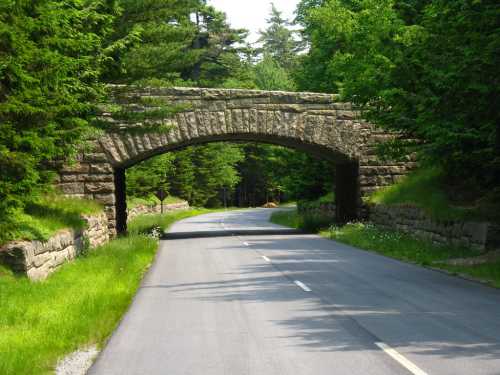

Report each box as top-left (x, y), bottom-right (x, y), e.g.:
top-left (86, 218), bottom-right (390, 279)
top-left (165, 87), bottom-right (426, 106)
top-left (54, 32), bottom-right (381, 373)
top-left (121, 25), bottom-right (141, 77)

top-left (270, 208), bottom-right (334, 232)
top-left (297, 0), bottom-right (500, 191)
top-left (127, 208), bottom-right (216, 236)
top-left (0, 0), bottom-right (119, 219)
top-left (0, 234), bottom-right (157, 375)
top-left (127, 195), bottom-right (182, 209)
top-left (298, 192), bottom-right (335, 211)
top-left (235, 143), bottom-right (333, 206)
top-left (104, 0), bottom-right (252, 87)
top-left (325, 222), bottom-right (482, 266)
top-left (269, 210), bottom-right (302, 229)
top-left (254, 54), bottom-right (296, 91)
top-left (257, 3), bottom-right (304, 71)
top-left (126, 154), bottom-right (175, 199)
top-left (0, 195), bottom-right (102, 246)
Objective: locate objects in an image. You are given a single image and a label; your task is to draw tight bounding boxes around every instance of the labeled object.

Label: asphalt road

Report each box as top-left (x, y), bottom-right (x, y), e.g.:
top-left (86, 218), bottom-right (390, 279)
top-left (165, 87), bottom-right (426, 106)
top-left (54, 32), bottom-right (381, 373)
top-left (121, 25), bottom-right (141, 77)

top-left (89, 209), bottom-right (500, 375)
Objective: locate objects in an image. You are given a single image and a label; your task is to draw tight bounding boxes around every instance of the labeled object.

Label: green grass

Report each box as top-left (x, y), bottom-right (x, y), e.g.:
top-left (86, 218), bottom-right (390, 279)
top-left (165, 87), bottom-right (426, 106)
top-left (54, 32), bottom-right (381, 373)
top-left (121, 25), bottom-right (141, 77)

top-left (127, 195), bottom-right (183, 209)
top-left (0, 235), bottom-right (157, 375)
top-left (0, 195), bottom-right (103, 246)
top-left (0, 208), bottom-right (218, 375)
top-left (270, 209), bottom-right (334, 232)
top-left (270, 210), bottom-right (302, 229)
top-left (441, 262), bottom-right (500, 288)
top-left (322, 222), bottom-right (480, 266)
top-left (128, 208), bottom-right (217, 235)
top-left (368, 167), bottom-right (473, 221)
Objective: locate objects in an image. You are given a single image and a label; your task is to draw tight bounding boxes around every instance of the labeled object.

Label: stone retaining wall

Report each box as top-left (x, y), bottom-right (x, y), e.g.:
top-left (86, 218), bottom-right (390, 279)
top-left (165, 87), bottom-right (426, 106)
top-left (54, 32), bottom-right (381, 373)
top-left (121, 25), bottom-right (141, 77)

top-left (369, 204), bottom-right (497, 250)
top-left (298, 203), bottom-right (336, 218)
top-left (0, 212), bottom-right (109, 281)
top-left (127, 201), bottom-right (189, 222)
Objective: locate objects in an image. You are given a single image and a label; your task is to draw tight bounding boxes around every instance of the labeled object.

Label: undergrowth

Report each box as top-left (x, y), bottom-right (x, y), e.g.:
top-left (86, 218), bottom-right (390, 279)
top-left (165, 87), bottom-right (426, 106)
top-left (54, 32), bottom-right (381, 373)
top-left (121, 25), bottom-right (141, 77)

top-left (368, 167), bottom-right (484, 221)
top-left (0, 195), bottom-right (103, 246)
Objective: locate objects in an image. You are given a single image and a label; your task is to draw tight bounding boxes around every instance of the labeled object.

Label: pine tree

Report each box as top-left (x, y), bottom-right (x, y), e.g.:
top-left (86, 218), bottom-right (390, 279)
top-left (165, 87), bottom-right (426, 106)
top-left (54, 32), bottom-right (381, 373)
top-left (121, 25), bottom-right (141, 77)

top-left (257, 3), bottom-right (304, 71)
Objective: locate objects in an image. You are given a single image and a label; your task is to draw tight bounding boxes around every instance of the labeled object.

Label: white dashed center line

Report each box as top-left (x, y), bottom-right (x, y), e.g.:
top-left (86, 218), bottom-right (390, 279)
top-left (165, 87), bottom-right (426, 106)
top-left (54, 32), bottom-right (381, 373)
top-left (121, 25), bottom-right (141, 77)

top-left (375, 342), bottom-right (428, 375)
top-left (294, 280), bottom-right (312, 292)
top-left (261, 256), bottom-right (271, 262)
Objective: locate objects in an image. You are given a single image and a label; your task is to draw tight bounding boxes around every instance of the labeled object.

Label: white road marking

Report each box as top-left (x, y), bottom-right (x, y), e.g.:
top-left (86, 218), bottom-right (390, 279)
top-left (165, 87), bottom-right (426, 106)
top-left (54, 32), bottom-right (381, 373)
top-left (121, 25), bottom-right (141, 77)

top-left (294, 280), bottom-right (312, 292)
top-left (375, 342), bottom-right (428, 375)
top-left (243, 242), bottom-right (249, 246)
top-left (262, 256), bottom-right (271, 262)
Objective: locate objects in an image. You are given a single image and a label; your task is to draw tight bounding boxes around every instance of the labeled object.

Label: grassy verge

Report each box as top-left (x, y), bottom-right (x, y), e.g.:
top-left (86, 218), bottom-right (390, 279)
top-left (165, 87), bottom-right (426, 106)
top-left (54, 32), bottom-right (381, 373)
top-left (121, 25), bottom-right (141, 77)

top-left (270, 209), bottom-right (334, 232)
top-left (0, 208), bottom-right (215, 375)
top-left (127, 195), bottom-right (183, 209)
top-left (271, 209), bottom-right (500, 288)
top-left (0, 195), bottom-right (103, 246)
top-left (128, 208), bottom-right (218, 235)
top-left (367, 166), bottom-right (498, 221)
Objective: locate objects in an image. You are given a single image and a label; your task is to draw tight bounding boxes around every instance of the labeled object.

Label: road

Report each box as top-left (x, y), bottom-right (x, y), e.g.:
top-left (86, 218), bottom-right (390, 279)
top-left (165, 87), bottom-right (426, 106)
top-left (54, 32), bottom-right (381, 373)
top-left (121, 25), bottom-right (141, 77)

top-left (89, 209), bottom-right (500, 375)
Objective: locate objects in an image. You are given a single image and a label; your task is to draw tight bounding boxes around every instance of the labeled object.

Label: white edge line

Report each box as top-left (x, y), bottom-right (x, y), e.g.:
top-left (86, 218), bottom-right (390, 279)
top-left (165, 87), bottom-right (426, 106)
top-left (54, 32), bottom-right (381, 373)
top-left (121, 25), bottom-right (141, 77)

top-left (294, 280), bottom-right (312, 292)
top-left (375, 342), bottom-right (428, 375)
top-left (262, 256), bottom-right (271, 262)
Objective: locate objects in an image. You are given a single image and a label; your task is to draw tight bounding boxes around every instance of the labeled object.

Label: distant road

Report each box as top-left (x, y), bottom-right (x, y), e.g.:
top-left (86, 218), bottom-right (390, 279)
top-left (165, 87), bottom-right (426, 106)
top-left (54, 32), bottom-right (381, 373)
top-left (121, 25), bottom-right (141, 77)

top-left (89, 209), bottom-right (500, 375)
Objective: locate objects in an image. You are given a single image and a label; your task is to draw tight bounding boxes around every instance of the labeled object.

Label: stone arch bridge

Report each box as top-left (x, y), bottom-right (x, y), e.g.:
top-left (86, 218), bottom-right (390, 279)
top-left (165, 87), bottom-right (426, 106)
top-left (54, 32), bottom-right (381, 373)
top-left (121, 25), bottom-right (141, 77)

top-left (58, 87), bottom-right (411, 234)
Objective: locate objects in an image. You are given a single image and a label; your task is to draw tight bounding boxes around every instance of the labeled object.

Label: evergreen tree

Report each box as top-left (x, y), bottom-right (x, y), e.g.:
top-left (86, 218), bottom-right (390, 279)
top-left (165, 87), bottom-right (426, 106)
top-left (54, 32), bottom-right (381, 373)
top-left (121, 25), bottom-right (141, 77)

top-left (257, 3), bottom-right (304, 71)
top-left (0, 0), bottom-right (119, 217)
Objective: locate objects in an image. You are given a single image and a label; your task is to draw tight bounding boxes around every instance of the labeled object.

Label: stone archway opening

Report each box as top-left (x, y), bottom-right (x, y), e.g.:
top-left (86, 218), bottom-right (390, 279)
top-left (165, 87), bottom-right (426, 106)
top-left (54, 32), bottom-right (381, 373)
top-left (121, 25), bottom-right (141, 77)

top-left (112, 136), bottom-right (361, 234)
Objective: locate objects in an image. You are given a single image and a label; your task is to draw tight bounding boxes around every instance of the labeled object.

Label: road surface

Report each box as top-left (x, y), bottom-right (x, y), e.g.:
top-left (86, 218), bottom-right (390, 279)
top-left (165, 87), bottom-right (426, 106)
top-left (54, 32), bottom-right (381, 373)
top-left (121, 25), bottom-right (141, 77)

top-left (89, 209), bottom-right (500, 375)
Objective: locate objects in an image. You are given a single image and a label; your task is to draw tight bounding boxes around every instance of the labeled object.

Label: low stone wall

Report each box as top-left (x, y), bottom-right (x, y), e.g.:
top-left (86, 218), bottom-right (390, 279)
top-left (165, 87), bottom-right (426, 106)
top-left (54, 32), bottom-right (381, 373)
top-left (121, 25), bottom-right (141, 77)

top-left (369, 204), bottom-right (496, 250)
top-left (298, 203), bottom-right (336, 218)
top-left (0, 212), bottom-right (109, 281)
top-left (127, 201), bottom-right (189, 222)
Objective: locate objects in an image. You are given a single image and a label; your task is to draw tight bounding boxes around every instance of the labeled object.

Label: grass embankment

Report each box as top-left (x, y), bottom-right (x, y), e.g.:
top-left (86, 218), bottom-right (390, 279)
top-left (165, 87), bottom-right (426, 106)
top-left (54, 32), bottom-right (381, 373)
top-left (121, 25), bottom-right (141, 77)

top-left (0, 208), bottom-right (213, 375)
top-left (128, 208), bottom-right (216, 235)
top-left (0, 195), bottom-right (102, 247)
top-left (369, 166), bottom-right (500, 221)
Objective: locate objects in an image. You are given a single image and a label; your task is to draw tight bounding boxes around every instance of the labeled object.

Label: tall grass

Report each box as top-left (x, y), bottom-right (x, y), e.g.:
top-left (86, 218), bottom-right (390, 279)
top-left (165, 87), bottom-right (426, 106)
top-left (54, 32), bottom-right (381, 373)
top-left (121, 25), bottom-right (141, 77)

top-left (128, 208), bottom-right (215, 235)
top-left (0, 235), bottom-right (157, 375)
top-left (270, 209), bottom-right (334, 232)
top-left (368, 167), bottom-right (472, 220)
top-left (127, 195), bottom-right (183, 209)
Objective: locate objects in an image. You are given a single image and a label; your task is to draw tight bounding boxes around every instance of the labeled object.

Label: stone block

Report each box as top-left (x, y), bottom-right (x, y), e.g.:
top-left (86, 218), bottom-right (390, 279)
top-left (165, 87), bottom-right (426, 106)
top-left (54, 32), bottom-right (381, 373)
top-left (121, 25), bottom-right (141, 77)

top-left (85, 182), bottom-right (115, 194)
top-left (89, 163), bottom-right (114, 174)
top-left (59, 182), bottom-right (85, 195)
top-left (94, 193), bottom-right (116, 205)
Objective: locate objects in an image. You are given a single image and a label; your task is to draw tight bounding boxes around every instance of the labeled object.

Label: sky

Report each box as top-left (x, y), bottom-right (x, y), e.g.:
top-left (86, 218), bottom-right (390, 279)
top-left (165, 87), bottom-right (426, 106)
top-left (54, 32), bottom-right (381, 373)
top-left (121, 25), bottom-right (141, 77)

top-left (208, 0), bottom-right (301, 43)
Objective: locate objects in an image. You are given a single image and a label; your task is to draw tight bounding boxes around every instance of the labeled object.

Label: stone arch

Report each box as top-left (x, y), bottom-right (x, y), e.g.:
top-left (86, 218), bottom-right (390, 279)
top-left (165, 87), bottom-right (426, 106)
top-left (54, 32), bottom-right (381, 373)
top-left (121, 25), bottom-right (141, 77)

top-left (58, 87), bottom-right (411, 234)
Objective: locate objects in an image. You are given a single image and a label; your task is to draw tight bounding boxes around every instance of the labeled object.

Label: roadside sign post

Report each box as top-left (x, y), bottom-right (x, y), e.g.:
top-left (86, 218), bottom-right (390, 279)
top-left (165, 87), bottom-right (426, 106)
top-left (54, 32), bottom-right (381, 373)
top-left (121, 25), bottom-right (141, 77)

top-left (155, 188), bottom-right (168, 214)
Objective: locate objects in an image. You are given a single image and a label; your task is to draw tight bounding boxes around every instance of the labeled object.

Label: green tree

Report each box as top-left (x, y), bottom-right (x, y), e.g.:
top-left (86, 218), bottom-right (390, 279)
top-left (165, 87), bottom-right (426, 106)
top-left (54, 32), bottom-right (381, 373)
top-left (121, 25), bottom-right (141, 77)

top-left (254, 54), bottom-right (296, 91)
top-left (104, 0), bottom-right (251, 87)
top-left (0, 0), bottom-right (118, 218)
top-left (298, 0), bottom-right (500, 191)
top-left (257, 3), bottom-right (304, 71)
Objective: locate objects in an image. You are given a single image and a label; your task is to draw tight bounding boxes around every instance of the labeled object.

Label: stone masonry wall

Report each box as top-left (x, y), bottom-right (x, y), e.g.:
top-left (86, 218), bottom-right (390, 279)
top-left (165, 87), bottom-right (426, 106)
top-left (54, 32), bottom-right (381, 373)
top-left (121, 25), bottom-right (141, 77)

top-left (0, 212), bottom-right (109, 281)
top-left (127, 201), bottom-right (189, 222)
top-left (298, 203), bottom-right (336, 218)
top-left (370, 204), bottom-right (494, 250)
